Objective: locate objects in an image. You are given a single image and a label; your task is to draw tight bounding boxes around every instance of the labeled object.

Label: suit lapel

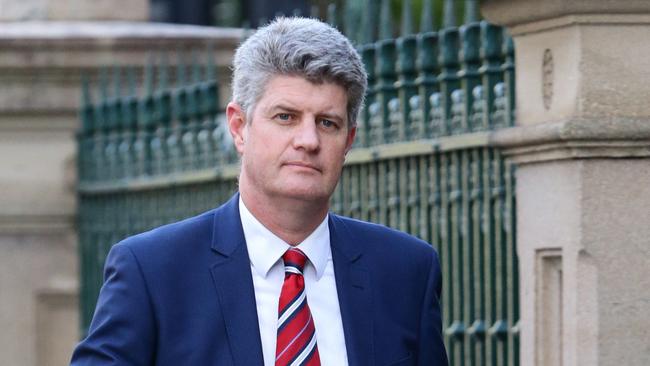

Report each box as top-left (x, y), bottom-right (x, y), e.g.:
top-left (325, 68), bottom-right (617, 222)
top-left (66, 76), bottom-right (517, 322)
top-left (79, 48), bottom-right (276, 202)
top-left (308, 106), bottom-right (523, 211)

top-left (209, 194), bottom-right (264, 366)
top-left (330, 215), bottom-right (374, 366)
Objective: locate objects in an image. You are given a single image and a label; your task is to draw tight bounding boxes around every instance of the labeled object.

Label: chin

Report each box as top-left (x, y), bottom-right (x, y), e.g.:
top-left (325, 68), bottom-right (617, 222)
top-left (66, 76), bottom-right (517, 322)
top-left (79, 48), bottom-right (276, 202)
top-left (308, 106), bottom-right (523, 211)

top-left (276, 186), bottom-right (332, 203)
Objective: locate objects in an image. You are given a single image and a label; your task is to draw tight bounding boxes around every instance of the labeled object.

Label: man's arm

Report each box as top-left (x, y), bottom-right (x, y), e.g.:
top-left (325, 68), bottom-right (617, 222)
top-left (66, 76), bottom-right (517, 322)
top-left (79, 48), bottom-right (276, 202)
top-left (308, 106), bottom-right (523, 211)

top-left (417, 249), bottom-right (449, 366)
top-left (70, 243), bottom-right (156, 365)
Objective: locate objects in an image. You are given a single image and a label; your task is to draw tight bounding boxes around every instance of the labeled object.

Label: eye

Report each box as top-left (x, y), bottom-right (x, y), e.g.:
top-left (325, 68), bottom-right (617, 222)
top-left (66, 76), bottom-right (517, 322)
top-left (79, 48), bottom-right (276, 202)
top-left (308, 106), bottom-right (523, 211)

top-left (275, 113), bottom-right (292, 121)
top-left (319, 118), bottom-right (338, 129)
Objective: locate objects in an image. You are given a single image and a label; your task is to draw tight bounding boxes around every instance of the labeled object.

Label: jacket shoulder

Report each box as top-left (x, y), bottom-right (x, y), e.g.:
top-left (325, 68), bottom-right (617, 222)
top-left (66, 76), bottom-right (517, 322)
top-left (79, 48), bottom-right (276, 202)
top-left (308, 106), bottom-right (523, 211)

top-left (330, 214), bottom-right (437, 259)
top-left (118, 208), bottom-right (216, 255)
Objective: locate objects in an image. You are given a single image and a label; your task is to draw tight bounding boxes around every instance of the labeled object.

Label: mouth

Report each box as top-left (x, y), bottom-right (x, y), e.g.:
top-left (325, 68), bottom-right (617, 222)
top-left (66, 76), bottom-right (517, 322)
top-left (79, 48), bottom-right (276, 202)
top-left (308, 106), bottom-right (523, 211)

top-left (283, 161), bottom-right (322, 172)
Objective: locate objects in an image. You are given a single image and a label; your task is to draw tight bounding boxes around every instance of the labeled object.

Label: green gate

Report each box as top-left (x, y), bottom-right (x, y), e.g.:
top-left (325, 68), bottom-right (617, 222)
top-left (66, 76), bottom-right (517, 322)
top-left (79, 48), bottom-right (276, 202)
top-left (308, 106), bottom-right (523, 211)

top-left (77, 1), bottom-right (519, 365)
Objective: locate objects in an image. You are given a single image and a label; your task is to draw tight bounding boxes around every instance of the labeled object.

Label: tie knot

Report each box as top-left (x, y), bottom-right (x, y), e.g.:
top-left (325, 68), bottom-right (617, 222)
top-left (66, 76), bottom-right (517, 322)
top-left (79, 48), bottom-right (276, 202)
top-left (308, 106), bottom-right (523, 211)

top-left (282, 247), bottom-right (307, 274)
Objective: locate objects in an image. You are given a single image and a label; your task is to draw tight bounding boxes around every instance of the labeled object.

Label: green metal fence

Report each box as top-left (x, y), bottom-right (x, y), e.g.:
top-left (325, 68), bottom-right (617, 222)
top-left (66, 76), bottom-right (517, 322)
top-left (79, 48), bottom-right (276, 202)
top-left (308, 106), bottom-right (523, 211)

top-left (77, 0), bottom-right (519, 365)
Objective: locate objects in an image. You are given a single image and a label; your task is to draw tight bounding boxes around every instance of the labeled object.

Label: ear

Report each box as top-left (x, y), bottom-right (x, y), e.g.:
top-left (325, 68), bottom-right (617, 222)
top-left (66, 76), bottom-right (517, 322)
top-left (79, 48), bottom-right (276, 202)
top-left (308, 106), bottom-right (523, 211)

top-left (344, 126), bottom-right (357, 155)
top-left (227, 102), bottom-right (246, 155)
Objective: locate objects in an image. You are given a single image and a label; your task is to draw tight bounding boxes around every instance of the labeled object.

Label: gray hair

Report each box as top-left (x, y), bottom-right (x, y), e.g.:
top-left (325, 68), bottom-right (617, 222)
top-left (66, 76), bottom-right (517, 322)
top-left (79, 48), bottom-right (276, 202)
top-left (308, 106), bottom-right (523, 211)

top-left (231, 17), bottom-right (367, 128)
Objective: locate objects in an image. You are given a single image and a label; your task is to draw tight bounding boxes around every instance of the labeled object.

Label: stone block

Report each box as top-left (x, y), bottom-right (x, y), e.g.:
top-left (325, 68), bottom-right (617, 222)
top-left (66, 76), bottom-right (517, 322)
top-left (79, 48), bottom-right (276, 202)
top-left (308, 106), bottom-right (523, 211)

top-left (0, 0), bottom-right (148, 21)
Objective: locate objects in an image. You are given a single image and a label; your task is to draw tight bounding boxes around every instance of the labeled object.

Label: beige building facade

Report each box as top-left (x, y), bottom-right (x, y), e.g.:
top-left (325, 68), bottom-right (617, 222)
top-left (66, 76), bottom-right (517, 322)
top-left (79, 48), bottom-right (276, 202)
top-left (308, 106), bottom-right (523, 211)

top-left (0, 1), bottom-right (241, 365)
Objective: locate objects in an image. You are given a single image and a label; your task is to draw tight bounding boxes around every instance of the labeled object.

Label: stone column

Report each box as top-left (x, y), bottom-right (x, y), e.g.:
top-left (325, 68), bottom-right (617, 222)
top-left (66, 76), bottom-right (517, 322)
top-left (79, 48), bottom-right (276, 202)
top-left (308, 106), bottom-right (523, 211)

top-left (481, 1), bottom-right (650, 365)
top-left (0, 19), bottom-right (241, 366)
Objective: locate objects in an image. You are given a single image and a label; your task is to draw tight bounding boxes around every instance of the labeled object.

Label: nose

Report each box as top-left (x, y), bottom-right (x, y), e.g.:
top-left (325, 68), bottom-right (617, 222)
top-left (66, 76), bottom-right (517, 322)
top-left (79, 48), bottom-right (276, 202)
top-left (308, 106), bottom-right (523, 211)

top-left (292, 117), bottom-right (320, 152)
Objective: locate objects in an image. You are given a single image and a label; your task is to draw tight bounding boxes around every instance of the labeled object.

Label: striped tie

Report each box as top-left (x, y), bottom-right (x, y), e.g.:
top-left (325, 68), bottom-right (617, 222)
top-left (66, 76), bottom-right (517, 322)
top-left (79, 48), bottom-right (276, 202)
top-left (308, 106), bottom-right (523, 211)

top-left (275, 248), bottom-right (321, 366)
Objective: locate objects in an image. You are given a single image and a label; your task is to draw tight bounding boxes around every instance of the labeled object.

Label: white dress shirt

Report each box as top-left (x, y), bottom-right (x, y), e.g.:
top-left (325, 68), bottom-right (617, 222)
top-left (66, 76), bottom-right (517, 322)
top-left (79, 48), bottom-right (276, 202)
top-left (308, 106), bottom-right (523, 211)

top-left (239, 198), bottom-right (349, 366)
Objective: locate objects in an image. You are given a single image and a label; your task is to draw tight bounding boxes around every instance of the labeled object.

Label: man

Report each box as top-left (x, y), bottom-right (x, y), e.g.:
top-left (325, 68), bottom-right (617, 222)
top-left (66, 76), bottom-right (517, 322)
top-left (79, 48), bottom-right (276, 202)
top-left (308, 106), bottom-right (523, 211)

top-left (71, 17), bottom-right (448, 366)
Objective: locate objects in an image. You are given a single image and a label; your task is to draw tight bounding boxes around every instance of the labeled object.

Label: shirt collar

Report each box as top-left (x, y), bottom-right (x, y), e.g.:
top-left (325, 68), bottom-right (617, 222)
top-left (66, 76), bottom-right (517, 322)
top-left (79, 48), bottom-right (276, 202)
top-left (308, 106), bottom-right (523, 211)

top-left (239, 197), bottom-right (330, 280)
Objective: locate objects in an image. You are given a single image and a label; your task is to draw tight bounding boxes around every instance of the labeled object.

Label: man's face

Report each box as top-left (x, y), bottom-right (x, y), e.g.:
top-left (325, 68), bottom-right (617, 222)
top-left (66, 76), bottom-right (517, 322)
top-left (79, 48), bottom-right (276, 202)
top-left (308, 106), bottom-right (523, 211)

top-left (227, 75), bottom-right (356, 205)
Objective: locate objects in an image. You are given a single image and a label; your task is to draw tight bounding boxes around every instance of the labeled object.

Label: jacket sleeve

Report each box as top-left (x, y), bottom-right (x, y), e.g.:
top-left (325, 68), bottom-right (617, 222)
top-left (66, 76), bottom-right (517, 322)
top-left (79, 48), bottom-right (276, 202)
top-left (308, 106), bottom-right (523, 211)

top-left (417, 249), bottom-right (449, 366)
top-left (70, 243), bottom-right (156, 365)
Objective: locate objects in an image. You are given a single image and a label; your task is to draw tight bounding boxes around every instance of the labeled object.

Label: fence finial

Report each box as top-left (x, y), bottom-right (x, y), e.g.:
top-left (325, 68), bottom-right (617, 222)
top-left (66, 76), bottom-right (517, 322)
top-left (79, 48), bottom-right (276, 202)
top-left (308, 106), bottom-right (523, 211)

top-left (360, 0), bottom-right (377, 43)
top-left (401, 0), bottom-right (414, 36)
top-left (81, 75), bottom-right (91, 107)
top-left (465, 0), bottom-right (479, 24)
top-left (176, 49), bottom-right (187, 87)
top-left (327, 3), bottom-right (338, 28)
top-left (443, 0), bottom-right (456, 28)
top-left (80, 75), bottom-right (93, 133)
top-left (112, 65), bottom-right (122, 98)
top-left (144, 54), bottom-right (154, 95)
top-left (420, 0), bottom-right (435, 33)
top-left (191, 49), bottom-right (201, 84)
top-left (205, 43), bottom-right (216, 81)
top-left (99, 67), bottom-right (109, 101)
top-left (344, 0), bottom-right (362, 44)
top-left (158, 52), bottom-right (170, 91)
top-left (310, 4), bottom-right (319, 18)
top-left (127, 66), bottom-right (137, 96)
top-left (379, 0), bottom-right (393, 40)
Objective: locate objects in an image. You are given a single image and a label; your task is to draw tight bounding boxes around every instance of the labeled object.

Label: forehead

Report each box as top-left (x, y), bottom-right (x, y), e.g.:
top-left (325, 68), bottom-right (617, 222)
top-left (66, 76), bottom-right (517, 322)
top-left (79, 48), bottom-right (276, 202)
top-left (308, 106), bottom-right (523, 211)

top-left (255, 75), bottom-right (348, 116)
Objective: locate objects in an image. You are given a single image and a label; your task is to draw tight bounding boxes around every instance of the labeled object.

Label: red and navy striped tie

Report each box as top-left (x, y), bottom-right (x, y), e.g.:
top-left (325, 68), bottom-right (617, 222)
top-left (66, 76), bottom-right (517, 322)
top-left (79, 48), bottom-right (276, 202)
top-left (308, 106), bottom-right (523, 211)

top-left (275, 248), bottom-right (321, 366)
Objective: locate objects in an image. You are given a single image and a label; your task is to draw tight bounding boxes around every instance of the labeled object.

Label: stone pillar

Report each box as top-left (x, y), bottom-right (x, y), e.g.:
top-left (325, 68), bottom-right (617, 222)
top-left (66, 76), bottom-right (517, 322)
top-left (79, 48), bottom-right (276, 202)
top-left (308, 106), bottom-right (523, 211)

top-left (481, 1), bottom-right (650, 365)
top-left (0, 21), bottom-right (241, 366)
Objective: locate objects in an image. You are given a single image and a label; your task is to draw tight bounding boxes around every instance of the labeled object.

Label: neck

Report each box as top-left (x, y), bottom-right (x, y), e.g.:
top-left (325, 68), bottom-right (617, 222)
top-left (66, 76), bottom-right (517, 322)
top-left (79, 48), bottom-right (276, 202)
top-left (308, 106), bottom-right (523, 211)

top-left (239, 182), bottom-right (329, 246)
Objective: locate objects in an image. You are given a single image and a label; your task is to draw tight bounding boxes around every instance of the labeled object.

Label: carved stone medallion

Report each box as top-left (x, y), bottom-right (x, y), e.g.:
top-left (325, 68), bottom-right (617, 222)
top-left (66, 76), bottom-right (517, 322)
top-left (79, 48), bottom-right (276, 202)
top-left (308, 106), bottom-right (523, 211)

top-left (542, 49), bottom-right (553, 110)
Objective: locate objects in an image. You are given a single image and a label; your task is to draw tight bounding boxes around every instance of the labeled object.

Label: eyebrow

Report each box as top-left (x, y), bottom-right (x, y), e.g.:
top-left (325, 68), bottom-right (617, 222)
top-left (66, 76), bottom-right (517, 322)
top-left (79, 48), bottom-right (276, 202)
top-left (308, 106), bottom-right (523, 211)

top-left (269, 104), bottom-right (346, 123)
top-left (269, 104), bottom-right (301, 114)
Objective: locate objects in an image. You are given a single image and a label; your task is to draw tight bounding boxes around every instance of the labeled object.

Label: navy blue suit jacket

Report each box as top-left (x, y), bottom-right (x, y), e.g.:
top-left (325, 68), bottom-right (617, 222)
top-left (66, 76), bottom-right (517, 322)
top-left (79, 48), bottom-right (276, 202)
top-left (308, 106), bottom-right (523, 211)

top-left (71, 194), bottom-right (448, 365)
